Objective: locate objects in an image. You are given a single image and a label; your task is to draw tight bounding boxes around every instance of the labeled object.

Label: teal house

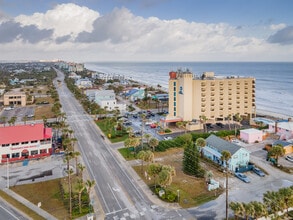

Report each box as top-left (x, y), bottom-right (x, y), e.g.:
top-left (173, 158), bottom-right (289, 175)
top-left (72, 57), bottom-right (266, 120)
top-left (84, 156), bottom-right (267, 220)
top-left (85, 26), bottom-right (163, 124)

top-left (203, 135), bottom-right (250, 172)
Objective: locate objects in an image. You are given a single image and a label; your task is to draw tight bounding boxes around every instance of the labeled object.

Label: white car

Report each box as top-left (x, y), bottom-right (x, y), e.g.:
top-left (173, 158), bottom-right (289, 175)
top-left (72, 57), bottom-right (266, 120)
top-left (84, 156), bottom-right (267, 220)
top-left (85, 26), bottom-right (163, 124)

top-left (285, 155), bottom-right (293, 162)
top-left (164, 136), bottom-right (173, 140)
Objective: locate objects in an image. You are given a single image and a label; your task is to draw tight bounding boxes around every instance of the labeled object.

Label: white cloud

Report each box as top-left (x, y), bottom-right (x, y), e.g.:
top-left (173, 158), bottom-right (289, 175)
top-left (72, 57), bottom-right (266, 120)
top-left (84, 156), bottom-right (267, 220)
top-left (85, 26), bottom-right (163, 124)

top-left (270, 23), bottom-right (286, 31)
top-left (0, 3), bottom-right (292, 62)
top-left (15, 3), bottom-right (99, 39)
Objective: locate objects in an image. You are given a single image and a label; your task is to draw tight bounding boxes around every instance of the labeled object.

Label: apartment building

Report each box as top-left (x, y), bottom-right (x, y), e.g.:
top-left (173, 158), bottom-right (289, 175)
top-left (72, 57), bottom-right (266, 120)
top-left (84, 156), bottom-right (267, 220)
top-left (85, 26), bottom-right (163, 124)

top-left (166, 70), bottom-right (256, 124)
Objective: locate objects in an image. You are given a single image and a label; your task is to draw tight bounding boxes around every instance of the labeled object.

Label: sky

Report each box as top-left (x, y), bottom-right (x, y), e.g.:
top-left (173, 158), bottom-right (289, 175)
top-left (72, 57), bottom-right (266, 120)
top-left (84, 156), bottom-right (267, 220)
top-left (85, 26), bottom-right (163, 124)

top-left (0, 0), bottom-right (293, 62)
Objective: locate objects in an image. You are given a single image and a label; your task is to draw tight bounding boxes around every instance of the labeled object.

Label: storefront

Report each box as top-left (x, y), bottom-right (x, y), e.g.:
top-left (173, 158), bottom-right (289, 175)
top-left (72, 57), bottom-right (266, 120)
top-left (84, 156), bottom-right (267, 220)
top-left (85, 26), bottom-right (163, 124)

top-left (0, 123), bottom-right (53, 164)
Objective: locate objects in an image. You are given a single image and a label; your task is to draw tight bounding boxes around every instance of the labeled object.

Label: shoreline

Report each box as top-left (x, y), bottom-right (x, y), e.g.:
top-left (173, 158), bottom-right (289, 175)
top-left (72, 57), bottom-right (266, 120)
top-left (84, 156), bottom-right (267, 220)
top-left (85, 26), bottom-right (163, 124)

top-left (85, 67), bottom-right (292, 121)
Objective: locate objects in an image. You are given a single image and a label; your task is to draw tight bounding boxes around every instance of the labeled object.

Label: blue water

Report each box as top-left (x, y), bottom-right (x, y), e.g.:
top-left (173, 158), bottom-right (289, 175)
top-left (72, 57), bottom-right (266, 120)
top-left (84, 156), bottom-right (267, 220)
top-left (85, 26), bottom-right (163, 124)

top-left (85, 62), bottom-right (293, 118)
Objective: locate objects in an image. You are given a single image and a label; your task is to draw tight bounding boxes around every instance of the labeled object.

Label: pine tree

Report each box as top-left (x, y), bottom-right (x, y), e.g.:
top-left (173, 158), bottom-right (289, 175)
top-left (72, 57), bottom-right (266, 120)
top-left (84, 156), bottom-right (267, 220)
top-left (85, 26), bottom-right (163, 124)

top-left (182, 141), bottom-right (205, 177)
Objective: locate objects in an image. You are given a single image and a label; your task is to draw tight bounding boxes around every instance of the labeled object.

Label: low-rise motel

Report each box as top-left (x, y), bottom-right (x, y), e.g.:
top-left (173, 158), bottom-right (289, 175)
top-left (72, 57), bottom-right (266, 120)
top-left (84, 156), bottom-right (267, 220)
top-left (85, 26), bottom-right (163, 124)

top-left (0, 123), bottom-right (52, 164)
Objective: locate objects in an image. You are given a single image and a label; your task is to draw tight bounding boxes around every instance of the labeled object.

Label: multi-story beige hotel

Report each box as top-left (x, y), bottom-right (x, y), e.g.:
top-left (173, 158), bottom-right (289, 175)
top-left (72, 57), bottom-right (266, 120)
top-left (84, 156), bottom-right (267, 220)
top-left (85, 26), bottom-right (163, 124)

top-left (164, 70), bottom-right (256, 128)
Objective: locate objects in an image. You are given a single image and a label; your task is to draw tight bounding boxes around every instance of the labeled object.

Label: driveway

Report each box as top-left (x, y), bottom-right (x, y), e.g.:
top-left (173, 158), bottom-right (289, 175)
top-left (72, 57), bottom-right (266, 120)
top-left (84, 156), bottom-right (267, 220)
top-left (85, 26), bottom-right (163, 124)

top-left (188, 138), bottom-right (293, 219)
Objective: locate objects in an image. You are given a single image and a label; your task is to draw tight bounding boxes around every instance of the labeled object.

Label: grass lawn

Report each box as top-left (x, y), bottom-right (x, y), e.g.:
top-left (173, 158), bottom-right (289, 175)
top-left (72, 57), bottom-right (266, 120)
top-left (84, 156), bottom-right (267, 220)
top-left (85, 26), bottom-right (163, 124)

top-left (0, 190), bottom-right (45, 220)
top-left (10, 178), bottom-right (69, 219)
top-left (96, 119), bottom-right (129, 143)
top-left (118, 148), bottom-right (137, 161)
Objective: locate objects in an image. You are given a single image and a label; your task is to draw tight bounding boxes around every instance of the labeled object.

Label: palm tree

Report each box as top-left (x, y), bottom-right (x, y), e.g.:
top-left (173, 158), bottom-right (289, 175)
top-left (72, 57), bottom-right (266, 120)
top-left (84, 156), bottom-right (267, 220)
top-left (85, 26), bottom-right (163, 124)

top-left (86, 179), bottom-right (96, 212)
top-left (158, 165), bottom-right (176, 188)
top-left (22, 115), bottom-right (28, 125)
top-left (147, 163), bottom-right (162, 189)
top-left (72, 151), bottom-right (81, 176)
top-left (76, 179), bottom-right (86, 214)
top-left (0, 116), bottom-right (7, 127)
top-left (263, 190), bottom-right (280, 217)
top-left (221, 150), bottom-right (231, 220)
top-left (195, 137), bottom-right (206, 157)
top-left (229, 201), bottom-right (244, 220)
top-left (243, 202), bottom-right (255, 220)
top-left (66, 168), bottom-right (74, 219)
top-left (149, 138), bottom-right (159, 152)
top-left (269, 145), bottom-right (285, 165)
top-left (78, 163), bottom-right (86, 181)
top-left (124, 138), bottom-right (133, 158)
top-left (144, 133), bottom-right (151, 146)
top-left (278, 187), bottom-right (293, 216)
top-left (137, 150), bottom-right (146, 174)
top-left (250, 201), bottom-right (267, 219)
top-left (226, 114), bottom-right (232, 130)
top-left (199, 115), bottom-right (208, 132)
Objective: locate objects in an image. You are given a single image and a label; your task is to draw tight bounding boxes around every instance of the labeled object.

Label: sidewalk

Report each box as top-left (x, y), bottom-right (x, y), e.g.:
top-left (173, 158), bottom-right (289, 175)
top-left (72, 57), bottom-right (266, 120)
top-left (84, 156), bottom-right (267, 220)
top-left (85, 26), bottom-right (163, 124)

top-left (2, 188), bottom-right (57, 220)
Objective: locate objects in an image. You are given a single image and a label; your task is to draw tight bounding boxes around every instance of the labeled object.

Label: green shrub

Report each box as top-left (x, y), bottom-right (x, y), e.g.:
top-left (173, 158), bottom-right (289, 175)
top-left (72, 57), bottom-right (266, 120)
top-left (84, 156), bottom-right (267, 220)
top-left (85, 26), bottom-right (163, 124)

top-left (164, 128), bottom-right (172, 133)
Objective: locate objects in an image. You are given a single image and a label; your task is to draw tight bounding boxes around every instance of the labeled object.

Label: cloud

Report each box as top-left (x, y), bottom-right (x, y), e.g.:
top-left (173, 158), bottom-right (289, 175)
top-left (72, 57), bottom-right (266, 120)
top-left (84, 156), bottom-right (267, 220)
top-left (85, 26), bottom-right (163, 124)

top-left (0, 20), bottom-right (53, 43)
top-left (0, 3), bottom-right (292, 61)
top-left (76, 7), bottom-right (157, 43)
top-left (15, 3), bottom-right (99, 39)
top-left (268, 26), bottom-right (293, 45)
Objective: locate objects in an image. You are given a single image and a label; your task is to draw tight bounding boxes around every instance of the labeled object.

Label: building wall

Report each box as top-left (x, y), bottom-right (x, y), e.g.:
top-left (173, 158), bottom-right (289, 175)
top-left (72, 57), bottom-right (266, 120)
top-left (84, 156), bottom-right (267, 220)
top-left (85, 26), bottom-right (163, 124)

top-left (240, 129), bottom-right (263, 143)
top-left (3, 92), bottom-right (26, 106)
top-left (168, 71), bottom-right (256, 123)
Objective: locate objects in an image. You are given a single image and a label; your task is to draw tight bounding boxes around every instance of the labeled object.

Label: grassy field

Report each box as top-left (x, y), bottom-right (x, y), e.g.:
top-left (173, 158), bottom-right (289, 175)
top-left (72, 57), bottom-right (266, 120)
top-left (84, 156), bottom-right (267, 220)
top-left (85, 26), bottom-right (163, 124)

top-left (10, 178), bottom-right (69, 219)
top-left (0, 190), bottom-right (45, 220)
top-left (131, 148), bottom-right (224, 208)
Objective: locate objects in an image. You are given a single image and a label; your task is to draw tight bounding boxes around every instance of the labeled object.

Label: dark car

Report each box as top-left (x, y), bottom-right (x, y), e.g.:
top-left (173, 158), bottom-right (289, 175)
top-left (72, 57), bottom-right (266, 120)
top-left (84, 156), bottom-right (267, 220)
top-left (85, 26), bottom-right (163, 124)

top-left (216, 122), bottom-right (224, 128)
top-left (252, 167), bottom-right (265, 177)
top-left (235, 172), bottom-right (251, 183)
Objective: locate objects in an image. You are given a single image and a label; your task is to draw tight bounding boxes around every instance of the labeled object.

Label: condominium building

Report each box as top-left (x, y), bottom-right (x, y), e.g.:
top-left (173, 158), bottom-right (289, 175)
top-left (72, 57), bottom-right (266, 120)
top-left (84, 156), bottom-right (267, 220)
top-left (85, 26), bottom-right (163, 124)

top-left (166, 70), bottom-right (256, 124)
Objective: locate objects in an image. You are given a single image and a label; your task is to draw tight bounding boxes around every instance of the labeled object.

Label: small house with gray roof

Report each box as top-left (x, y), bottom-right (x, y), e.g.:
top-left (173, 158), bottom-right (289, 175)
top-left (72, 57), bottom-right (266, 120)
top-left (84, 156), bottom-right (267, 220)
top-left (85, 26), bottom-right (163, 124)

top-left (203, 134), bottom-right (250, 172)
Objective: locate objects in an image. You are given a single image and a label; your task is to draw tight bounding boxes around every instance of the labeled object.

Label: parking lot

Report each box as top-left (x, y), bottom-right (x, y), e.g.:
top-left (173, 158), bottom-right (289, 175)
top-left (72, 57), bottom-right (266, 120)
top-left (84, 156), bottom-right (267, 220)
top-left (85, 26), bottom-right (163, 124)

top-left (0, 106), bottom-right (35, 124)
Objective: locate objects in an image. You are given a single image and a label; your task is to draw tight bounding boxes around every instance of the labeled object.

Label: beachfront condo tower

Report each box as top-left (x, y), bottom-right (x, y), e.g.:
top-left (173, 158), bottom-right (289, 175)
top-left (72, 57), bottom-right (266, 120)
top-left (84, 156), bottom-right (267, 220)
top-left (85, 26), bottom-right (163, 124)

top-left (165, 70), bottom-right (256, 129)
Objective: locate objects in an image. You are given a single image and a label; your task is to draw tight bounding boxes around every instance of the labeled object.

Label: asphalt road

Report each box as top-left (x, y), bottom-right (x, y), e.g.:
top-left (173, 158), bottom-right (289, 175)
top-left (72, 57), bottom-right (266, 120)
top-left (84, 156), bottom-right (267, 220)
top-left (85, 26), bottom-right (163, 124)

top-left (0, 200), bottom-right (29, 220)
top-left (53, 69), bottom-right (193, 220)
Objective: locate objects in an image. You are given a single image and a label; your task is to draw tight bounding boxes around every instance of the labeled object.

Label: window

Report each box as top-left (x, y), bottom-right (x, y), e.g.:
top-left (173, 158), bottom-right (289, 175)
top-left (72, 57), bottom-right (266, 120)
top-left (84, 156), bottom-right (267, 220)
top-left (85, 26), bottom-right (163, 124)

top-left (31, 140), bottom-right (38, 143)
top-left (31, 150), bottom-right (38, 155)
top-left (174, 107), bottom-right (176, 112)
top-left (2, 144), bottom-right (10, 147)
top-left (12, 153), bottom-right (20, 158)
top-left (21, 141), bottom-right (29, 145)
top-left (40, 149), bottom-right (47, 154)
top-left (12, 143), bottom-right (19, 146)
top-left (174, 102), bottom-right (176, 106)
top-left (173, 82), bottom-right (176, 86)
top-left (173, 97), bottom-right (176, 101)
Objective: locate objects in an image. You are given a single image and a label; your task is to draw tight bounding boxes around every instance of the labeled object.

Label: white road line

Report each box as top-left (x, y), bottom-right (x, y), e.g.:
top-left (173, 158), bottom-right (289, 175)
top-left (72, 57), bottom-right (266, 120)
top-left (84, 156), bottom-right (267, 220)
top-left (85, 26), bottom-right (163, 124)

top-left (107, 183), bottom-right (122, 210)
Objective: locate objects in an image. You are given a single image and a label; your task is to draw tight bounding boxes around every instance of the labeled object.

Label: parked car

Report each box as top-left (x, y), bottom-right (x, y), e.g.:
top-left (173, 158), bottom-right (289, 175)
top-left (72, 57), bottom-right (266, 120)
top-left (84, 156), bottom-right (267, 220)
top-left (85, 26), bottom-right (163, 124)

top-left (164, 136), bottom-right (173, 141)
top-left (252, 167), bottom-right (265, 177)
top-left (216, 122), bottom-right (224, 128)
top-left (285, 155), bottom-right (293, 162)
top-left (150, 123), bottom-right (157, 128)
top-left (235, 172), bottom-right (251, 183)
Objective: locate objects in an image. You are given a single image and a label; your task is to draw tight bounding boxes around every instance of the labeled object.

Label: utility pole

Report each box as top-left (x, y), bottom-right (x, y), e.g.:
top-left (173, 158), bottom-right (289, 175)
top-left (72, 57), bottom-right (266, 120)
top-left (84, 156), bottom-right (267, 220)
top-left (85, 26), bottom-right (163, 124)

top-left (225, 167), bottom-right (228, 220)
top-left (6, 158), bottom-right (9, 189)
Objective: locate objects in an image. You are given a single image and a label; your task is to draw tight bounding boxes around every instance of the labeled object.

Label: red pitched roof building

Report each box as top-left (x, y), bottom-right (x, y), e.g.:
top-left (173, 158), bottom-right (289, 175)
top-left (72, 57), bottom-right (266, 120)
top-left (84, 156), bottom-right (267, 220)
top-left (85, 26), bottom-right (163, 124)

top-left (0, 123), bottom-right (53, 163)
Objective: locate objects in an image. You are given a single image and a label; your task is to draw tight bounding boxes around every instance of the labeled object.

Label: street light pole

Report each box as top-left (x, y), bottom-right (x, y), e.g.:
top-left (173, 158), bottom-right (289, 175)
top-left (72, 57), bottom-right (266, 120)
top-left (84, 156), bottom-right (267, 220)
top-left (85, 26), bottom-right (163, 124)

top-left (6, 158), bottom-right (9, 189)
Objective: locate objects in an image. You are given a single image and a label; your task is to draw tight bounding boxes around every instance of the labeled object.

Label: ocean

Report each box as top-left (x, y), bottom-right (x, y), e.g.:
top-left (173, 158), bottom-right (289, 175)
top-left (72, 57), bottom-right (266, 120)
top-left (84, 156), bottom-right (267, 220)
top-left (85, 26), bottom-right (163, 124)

top-left (85, 62), bottom-right (293, 119)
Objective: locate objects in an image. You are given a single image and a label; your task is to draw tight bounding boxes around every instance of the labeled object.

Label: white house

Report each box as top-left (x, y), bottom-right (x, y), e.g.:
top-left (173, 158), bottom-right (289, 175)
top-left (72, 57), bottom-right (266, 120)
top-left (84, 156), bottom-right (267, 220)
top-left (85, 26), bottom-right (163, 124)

top-left (203, 134), bottom-right (250, 172)
top-left (75, 78), bottom-right (92, 89)
top-left (85, 89), bottom-right (126, 112)
top-left (240, 128), bottom-right (263, 143)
